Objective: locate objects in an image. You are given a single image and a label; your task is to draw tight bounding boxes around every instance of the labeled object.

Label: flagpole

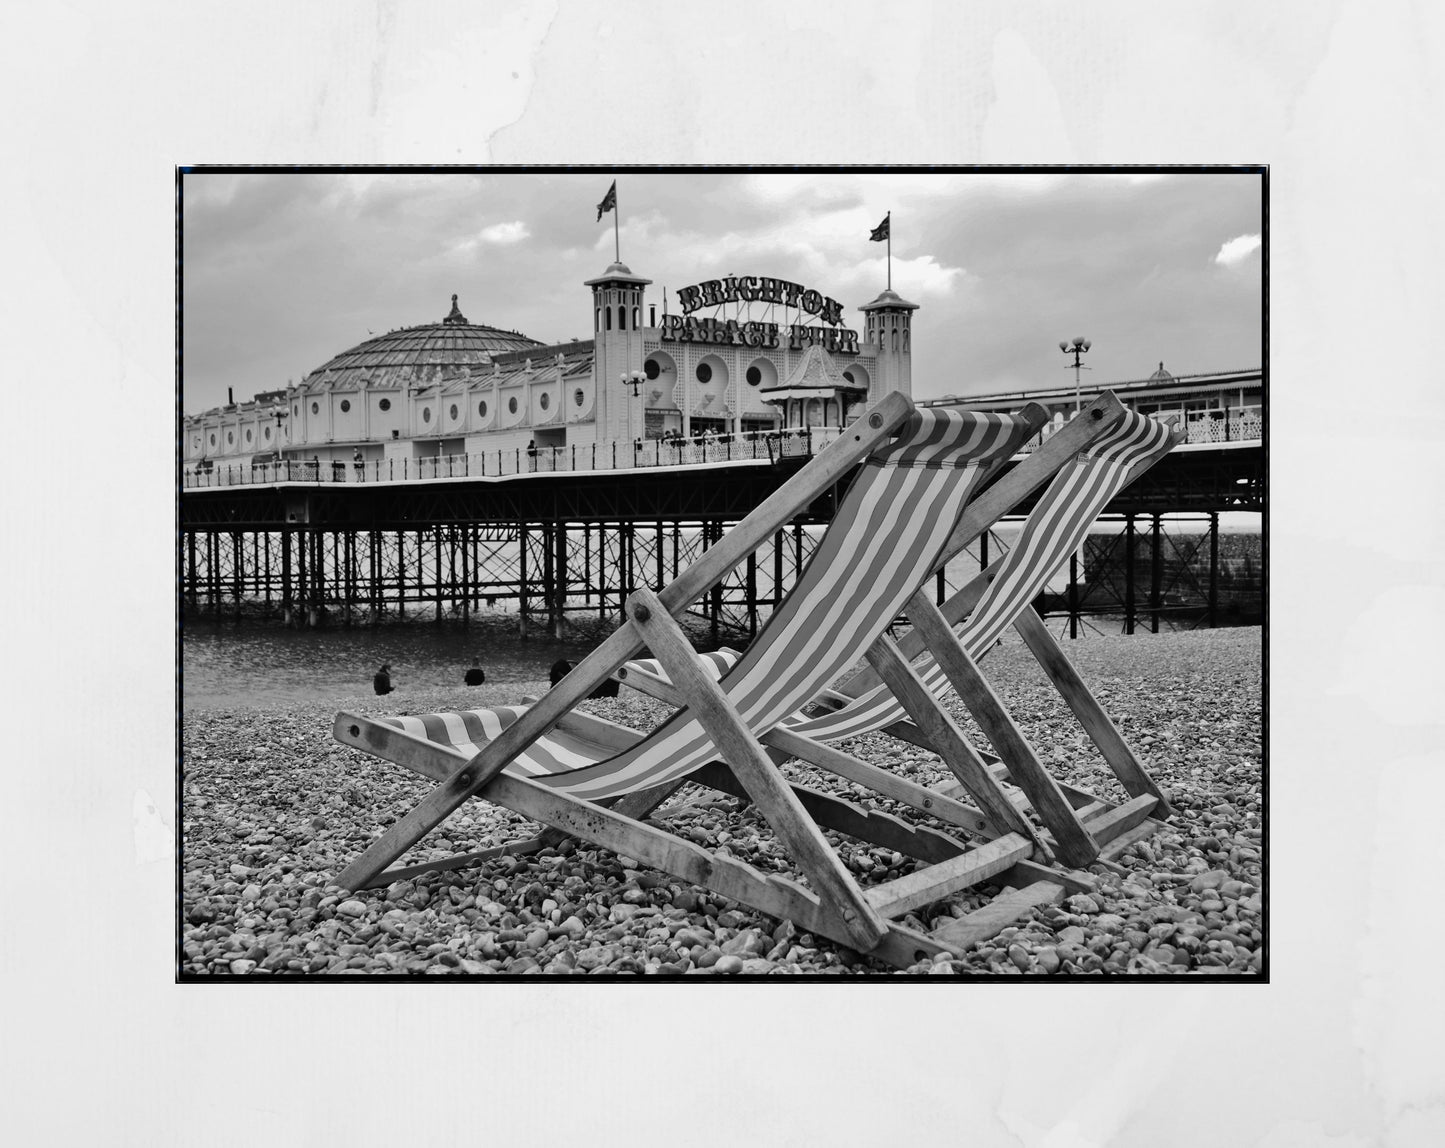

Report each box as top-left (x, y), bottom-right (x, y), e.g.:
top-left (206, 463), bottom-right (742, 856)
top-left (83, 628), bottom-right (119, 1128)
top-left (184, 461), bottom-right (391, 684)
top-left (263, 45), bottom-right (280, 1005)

top-left (887, 211), bottom-right (892, 290)
top-left (614, 183), bottom-right (620, 263)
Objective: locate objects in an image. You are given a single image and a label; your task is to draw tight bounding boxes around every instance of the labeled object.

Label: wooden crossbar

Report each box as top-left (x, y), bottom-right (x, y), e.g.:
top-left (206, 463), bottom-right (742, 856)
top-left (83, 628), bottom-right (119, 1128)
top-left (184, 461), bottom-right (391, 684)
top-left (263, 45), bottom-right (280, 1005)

top-left (864, 833), bottom-right (1032, 920)
top-left (930, 881), bottom-right (1069, 952)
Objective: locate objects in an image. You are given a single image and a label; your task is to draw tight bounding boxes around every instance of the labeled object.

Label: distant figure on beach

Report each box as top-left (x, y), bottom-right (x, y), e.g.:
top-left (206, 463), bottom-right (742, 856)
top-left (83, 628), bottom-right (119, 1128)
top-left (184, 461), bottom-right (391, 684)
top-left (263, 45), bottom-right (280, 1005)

top-left (549, 657), bottom-right (619, 698)
top-left (373, 664), bottom-right (394, 695)
top-left (464, 658), bottom-right (486, 686)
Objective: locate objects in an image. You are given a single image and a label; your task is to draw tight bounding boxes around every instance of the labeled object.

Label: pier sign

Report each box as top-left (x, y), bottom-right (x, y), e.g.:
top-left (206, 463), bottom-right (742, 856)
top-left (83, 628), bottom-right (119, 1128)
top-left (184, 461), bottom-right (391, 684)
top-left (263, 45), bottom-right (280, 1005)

top-left (666, 274), bottom-right (859, 352)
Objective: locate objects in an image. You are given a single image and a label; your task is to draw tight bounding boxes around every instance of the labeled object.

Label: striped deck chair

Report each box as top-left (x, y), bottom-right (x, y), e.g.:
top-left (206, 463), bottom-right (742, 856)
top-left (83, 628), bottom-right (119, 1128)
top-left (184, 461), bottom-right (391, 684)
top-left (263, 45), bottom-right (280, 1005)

top-left (332, 393), bottom-right (1139, 967)
top-left (626, 408), bottom-right (1182, 871)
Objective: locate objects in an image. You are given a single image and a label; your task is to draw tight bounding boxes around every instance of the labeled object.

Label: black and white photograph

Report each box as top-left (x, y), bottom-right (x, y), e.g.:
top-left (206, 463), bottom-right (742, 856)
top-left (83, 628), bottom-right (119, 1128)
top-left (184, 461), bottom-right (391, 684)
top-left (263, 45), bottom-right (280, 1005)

top-left (179, 168), bottom-right (1265, 978)
top-left (9, 2), bottom-right (1440, 1142)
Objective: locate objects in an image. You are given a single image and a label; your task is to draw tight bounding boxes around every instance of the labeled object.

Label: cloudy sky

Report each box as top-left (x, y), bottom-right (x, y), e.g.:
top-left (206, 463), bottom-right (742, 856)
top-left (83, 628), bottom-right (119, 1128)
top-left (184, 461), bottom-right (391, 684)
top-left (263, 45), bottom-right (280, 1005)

top-left (182, 169), bottom-right (1262, 415)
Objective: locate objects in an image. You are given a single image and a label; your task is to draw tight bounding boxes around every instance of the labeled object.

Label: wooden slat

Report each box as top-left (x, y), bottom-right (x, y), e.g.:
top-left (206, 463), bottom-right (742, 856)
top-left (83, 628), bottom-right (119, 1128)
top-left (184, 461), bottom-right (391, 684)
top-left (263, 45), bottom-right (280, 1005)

top-left (366, 835), bottom-right (551, 887)
top-left (865, 833), bottom-right (1031, 919)
top-left (864, 632), bottom-right (1046, 853)
top-left (1081, 794), bottom-right (1158, 846)
top-left (763, 726), bottom-right (1000, 837)
top-left (930, 880), bottom-right (1068, 953)
top-left (902, 589), bottom-right (1098, 868)
top-left (688, 761), bottom-right (969, 867)
top-left (991, 859), bottom-right (1093, 899)
top-left (627, 588), bottom-right (888, 951)
top-left (1012, 606), bottom-right (1173, 817)
top-left (1096, 818), bottom-right (1165, 864)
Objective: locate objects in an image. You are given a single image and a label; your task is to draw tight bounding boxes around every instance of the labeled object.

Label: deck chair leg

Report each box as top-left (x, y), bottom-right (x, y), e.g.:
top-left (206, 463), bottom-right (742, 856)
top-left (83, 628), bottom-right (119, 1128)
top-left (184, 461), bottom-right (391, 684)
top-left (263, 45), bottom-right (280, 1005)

top-left (903, 590), bottom-right (1101, 868)
top-left (627, 588), bottom-right (890, 952)
top-left (1012, 606), bottom-right (1173, 818)
top-left (864, 632), bottom-right (1050, 858)
top-left (333, 621), bottom-right (649, 890)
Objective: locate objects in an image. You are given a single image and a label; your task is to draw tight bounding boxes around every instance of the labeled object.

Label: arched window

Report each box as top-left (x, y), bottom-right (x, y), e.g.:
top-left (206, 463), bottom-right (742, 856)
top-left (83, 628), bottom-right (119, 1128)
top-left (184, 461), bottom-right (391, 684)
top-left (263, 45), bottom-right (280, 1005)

top-left (606, 307), bottom-right (612, 331)
top-left (633, 307), bottom-right (639, 329)
top-left (619, 306), bottom-right (626, 331)
top-left (595, 308), bottom-right (601, 331)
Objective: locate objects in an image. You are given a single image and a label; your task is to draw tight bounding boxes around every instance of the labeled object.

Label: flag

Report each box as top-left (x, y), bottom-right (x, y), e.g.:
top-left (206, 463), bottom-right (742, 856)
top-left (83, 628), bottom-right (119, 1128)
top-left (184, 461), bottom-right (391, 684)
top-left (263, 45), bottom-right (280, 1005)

top-left (869, 213), bottom-right (890, 242)
top-left (597, 180), bottom-right (617, 221)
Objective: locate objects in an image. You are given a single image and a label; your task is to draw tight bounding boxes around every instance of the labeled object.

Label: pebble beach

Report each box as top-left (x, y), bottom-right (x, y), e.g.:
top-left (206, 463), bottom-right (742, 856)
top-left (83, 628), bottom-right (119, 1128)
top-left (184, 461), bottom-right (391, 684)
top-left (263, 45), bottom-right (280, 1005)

top-left (180, 626), bottom-right (1263, 977)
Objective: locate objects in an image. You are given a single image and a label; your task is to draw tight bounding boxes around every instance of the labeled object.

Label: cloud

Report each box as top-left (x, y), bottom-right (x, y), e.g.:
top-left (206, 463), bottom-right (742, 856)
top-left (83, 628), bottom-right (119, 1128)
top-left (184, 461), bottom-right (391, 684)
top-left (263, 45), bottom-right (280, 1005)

top-left (1214, 233), bottom-right (1262, 266)
top-left (476, 220), bottom-right (530, 245)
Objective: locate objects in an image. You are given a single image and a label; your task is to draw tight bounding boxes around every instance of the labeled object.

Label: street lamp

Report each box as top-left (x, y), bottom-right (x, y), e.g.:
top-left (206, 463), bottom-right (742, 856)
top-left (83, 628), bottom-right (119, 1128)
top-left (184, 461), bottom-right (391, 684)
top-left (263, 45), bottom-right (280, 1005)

top-left (1059, 336), bottom-right (1092, 413)
top-left (620, 370), bottom-right (646, 443)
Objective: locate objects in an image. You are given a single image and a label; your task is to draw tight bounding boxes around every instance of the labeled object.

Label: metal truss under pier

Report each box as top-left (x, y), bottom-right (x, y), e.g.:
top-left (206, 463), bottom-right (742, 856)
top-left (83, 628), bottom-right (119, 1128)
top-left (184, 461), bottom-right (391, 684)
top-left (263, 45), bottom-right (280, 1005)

top-left (179, 444), bottom-right (1262, 640)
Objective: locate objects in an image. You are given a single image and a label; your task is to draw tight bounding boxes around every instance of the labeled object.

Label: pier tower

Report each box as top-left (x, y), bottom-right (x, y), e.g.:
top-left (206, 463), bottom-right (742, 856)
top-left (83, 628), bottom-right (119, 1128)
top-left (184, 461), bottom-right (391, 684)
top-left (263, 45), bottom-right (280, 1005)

top-left (585, 262), bottom-right (652, 446)
top-left (859, 288), bottom-right (919, 402)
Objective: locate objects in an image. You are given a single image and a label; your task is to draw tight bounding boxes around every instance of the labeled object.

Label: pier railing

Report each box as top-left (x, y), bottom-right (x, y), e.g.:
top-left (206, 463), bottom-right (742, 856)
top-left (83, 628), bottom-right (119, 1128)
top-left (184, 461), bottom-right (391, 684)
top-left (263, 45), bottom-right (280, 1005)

top-left (1017, 406), bottom-right (1262, 454)
top-left (182, 426), bottom-right (843, 489)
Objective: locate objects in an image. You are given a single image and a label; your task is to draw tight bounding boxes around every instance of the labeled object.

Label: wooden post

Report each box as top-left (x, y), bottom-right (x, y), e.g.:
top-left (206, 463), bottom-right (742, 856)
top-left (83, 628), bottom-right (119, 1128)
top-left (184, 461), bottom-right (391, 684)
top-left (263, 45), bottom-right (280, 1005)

top-left (1208, 511), bottom-right (1219, 628)
top-left (518, 523), bottom-right (529, 637)
top-left (1125, 513), bottom-right (1136, 635)
top-left (1150, 513), bottom-right (1162, 633)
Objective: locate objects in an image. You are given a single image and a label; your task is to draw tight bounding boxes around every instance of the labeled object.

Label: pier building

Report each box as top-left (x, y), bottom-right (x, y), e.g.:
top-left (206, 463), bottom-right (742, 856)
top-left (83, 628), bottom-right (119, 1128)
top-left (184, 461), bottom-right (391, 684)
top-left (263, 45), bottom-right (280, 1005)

top-left (183, 262), bottom-right (914, 478)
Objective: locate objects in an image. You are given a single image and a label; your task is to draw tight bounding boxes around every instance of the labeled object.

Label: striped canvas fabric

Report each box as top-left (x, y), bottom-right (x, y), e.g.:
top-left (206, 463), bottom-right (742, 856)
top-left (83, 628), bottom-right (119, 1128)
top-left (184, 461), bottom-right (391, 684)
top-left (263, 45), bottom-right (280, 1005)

top-left (784, 409), bottom-right (1177, 743)
top-left (378, 407), bottom-right (1034, 798)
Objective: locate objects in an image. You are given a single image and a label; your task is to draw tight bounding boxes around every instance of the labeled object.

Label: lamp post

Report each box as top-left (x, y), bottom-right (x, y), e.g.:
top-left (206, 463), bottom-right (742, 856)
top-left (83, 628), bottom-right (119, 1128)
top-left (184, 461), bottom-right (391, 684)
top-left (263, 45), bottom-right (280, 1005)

top-left (1059, 336), bottom-right (1092, 413)
top-left (620, 370), bottom-right (646, 446)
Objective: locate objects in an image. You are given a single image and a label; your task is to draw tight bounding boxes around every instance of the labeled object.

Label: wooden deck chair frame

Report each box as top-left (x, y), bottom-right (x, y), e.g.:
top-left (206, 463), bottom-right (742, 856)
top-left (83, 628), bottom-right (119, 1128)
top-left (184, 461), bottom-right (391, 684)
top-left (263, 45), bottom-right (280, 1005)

top-left (610, 401), bottom-right (1183, 923)
top-left (332, 393), bottom-right (1147, 967)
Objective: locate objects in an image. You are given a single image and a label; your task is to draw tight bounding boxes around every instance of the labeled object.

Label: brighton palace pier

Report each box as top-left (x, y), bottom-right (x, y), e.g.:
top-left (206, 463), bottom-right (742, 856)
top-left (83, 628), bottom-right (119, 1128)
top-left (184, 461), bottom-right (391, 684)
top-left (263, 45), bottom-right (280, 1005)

top-left (182, 258), bottom-right (1262, 635)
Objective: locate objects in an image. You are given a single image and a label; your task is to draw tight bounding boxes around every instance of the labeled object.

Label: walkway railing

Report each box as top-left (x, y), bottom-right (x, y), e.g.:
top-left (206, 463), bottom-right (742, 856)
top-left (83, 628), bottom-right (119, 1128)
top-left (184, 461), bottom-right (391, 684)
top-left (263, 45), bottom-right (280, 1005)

top-left (1017, 407), bottom-right (1262, 454)
top-left (182, 427), bottom-right (843, 489)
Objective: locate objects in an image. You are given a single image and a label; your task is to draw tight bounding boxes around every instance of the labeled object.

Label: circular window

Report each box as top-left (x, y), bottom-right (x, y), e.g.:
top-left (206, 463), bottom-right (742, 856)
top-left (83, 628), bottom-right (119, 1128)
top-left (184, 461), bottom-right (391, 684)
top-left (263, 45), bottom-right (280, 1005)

top-left (574, 389), bottom-right (585, 407)
top-left (378, 398), bottom-right (391, 412)
top-left (340, 399), bottom-right (351, 413)
top-left (843, 371), bottom-right (855, 384)
top-left (311, 402), bottom-right (319, 415)
top-left (245, 428), bottom-right (252, 442)
top-left (746, 366), bottom-right (762, 387)
top-left (696, 362), bottom-right (712, 383)
top-left (479, 400), bottom-right (488, 418)
top-left (539, 392), bottom-right (550, 411)
top-left (227, 431), bottom-right (234, 445)
top-left (449, 404), bottom-right (459, 420)
top-left (209, 433), bottom-right (216, 446)
top-left (264, 427), bottom-right (272, 440)
top-left (644, 359), bottom-right (661, 380)
top-left (422, 407), bottom-right (431, 423)
top-left (508, 397), bottom-right (518, 415)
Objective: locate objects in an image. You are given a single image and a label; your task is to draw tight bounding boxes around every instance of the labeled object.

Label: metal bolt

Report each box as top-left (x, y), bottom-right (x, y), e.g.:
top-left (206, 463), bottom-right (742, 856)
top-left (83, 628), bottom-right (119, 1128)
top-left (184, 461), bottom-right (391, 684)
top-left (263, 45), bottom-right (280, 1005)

top-left (1092, 409), bottom-right (1103, 419)
top-left (842, 909), bottom-right (857, 922)
top-left (868, 413), bottom-right (883, 429)
top-left (633, 603), bottom-right (651, 623)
